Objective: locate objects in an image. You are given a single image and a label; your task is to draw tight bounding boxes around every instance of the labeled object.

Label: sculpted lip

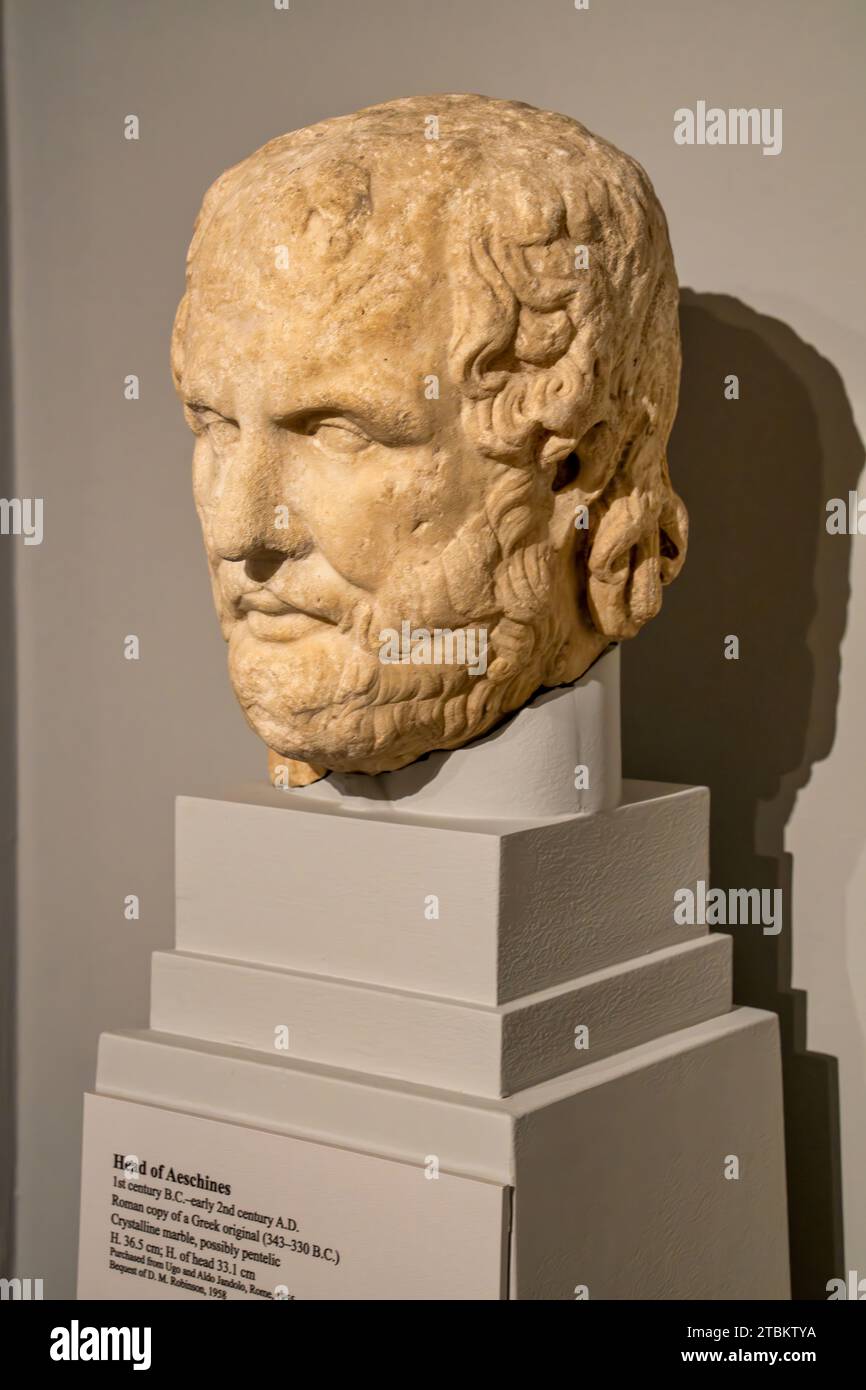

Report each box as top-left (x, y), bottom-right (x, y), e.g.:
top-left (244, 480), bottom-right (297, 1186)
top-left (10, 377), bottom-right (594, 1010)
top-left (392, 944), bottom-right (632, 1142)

top-left (238, 590), bottom-right (301, 616)
top-left (236, 589), bottom-right (334, 641)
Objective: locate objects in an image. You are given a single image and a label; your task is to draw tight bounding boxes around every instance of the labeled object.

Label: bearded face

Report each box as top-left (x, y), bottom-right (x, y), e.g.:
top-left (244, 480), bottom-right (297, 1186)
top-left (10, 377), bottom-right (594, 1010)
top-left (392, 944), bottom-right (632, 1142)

top-left (172, 97), bottom-right (686, 781)
top-left (177, 259), bottom-right (595, 774)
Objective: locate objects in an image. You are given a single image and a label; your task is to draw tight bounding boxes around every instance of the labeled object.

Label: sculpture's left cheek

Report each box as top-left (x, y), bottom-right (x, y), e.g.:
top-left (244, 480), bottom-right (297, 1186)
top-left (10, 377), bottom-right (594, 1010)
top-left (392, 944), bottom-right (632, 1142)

top-left (302, 451), bottom-right (454, 585)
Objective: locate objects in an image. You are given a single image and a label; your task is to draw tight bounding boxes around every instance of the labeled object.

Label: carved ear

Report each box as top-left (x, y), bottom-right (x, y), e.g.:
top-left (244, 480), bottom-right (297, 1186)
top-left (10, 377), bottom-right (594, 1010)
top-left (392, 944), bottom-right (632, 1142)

top-left (658, 490), bottom-right (689, 586)
top-left (586, 484), bottom-right (688, 640)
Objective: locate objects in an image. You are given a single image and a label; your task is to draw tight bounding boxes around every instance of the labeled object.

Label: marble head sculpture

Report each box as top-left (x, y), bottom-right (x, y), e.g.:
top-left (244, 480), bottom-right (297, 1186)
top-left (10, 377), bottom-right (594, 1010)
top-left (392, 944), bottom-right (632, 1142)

top-left (172, 94), bottom-right (687, 784)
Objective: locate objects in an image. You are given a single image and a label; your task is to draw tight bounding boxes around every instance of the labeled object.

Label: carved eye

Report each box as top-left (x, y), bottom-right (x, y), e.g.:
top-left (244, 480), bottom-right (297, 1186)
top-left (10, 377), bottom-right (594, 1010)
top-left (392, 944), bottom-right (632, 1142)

top-left (185, 403), bottom-right (239, 447)
top-left (309, 417), bottom-right (371, 455)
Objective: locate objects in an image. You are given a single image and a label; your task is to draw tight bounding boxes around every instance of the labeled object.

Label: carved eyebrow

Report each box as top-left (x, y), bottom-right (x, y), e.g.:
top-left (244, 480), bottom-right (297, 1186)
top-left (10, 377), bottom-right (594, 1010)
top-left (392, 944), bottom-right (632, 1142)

top-left (182, 383), bottom-right (234, 415)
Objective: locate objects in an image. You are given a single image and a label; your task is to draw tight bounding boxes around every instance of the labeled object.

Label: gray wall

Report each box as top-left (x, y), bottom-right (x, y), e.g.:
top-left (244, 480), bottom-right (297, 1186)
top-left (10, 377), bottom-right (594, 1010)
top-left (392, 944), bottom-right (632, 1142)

top-left (0, 6), bottom-right (16, 1287)
top-left (4, 0), bottom-right (865, 1298)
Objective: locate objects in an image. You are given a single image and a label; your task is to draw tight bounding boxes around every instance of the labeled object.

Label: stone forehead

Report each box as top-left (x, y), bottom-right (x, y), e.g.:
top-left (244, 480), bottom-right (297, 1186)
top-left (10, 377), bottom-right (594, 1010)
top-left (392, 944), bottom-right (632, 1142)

top-left (187, 169), bottom-right (441, 327)
top-left (184, 95), bottom-right (645, 296)
top-left (174, 95), bottom-right (672, 407)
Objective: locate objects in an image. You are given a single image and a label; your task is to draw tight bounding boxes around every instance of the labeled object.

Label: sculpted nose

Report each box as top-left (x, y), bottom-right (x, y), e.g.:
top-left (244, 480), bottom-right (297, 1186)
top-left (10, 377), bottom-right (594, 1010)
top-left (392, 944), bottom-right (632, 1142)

top-left (209, 439), bottom-right (278, 562)
top-left (208, 432), bottom-right (310, 563)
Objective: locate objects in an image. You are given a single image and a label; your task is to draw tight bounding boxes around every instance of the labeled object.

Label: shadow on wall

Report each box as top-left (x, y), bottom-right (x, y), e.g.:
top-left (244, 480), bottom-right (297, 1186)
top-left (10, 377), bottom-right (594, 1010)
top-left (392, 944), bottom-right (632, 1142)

top-left (623, 290), bottom-right (865, 1301)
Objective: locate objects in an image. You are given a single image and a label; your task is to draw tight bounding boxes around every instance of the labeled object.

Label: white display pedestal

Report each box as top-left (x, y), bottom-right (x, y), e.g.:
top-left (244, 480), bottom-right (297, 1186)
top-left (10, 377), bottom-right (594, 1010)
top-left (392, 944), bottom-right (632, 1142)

top-left (77, 651), bottom-right (790, 1300)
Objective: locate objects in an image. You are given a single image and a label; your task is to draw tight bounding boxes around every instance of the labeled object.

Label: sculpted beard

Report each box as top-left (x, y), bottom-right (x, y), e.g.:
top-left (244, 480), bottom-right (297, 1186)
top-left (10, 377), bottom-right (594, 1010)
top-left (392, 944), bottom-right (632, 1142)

top-left (224, 510), bottom-right (564, 773)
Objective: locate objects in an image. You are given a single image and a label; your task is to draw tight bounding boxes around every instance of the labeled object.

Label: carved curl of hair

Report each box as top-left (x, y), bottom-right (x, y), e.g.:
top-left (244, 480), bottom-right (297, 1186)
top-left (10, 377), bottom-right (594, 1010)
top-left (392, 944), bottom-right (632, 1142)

top-left (438, 102), bottom-right (687, 638)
